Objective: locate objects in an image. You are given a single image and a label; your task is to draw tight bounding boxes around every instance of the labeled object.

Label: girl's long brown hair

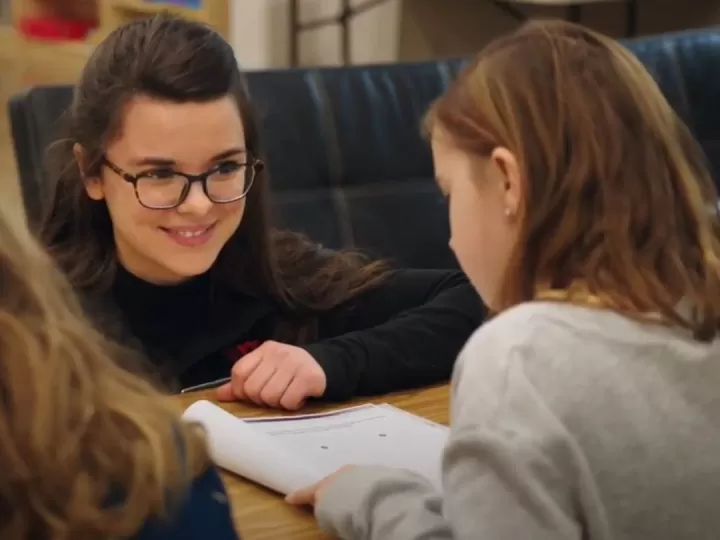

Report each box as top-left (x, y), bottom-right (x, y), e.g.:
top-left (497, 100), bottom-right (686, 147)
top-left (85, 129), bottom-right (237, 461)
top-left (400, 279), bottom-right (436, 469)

top-left (426, 20), bottom-right (720, 340)
top-left (0, 198), bottom-right (209, 537)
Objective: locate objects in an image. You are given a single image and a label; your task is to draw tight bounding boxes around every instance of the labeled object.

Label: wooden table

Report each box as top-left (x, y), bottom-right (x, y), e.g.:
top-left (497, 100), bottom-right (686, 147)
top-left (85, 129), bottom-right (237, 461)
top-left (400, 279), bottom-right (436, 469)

top-left (176, 384), bottom-right (450, 540)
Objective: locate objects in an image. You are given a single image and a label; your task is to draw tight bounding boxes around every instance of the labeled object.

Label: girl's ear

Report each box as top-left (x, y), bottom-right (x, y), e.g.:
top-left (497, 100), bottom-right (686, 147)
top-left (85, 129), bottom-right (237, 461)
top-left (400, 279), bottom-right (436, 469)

top-left (490, 146), bottom-right (522, 218)
top-left (74, 143), bottom-right (105, 201)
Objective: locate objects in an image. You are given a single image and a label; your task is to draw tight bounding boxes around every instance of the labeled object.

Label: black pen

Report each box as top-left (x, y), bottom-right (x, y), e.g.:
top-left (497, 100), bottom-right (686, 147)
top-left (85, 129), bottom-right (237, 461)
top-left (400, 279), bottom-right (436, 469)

top-left (180, 376), bottom-right (232, 394)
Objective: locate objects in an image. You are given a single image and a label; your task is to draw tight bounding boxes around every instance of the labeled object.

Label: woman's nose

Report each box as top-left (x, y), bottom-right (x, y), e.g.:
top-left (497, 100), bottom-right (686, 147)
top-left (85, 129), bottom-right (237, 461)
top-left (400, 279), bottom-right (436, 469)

top-left (176, 181), bottom-right (213, 216)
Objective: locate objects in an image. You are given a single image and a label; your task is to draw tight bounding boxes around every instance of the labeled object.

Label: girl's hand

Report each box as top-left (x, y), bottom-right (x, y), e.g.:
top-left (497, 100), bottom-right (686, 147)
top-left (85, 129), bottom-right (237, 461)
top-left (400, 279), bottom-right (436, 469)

top-left (285, 465), bottom-right (357, 507)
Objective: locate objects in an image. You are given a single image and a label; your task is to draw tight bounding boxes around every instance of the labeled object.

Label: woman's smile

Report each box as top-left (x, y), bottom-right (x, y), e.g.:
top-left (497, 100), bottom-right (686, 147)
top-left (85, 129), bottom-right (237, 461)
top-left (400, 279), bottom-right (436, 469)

top-left (160, 222), bottom-right (218, 247)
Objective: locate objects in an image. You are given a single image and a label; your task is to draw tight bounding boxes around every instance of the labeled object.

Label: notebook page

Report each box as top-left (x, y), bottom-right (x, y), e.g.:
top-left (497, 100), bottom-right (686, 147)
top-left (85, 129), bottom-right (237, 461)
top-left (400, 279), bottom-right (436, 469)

top-left (182, 400), bottom-right (322, 494)
top-left (246, 403), bottom-right (449, 489)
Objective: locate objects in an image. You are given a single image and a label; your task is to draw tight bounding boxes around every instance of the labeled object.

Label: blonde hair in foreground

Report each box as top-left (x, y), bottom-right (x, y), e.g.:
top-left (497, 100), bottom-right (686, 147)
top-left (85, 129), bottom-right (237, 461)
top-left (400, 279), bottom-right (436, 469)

top-left (0, 200), bottom-right (209, 537)
top-left (426, 19), bottom-right (720, 340)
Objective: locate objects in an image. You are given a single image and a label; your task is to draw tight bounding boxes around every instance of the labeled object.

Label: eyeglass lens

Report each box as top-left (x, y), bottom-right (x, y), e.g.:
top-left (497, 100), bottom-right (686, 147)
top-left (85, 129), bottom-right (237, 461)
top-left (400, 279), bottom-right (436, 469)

top-left (136, 164), bottom-right (254, 208)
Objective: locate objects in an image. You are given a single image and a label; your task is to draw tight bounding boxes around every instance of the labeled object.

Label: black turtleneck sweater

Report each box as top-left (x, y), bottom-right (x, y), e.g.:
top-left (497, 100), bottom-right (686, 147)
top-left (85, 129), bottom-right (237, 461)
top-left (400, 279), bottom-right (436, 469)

top-left (105, 265), bottom-right (485, 401)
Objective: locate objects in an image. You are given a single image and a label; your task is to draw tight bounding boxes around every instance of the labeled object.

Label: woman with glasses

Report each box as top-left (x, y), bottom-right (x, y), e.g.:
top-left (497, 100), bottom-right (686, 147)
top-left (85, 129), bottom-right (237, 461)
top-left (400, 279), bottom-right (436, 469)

top-left (40, 14), bottom-right (485, 410)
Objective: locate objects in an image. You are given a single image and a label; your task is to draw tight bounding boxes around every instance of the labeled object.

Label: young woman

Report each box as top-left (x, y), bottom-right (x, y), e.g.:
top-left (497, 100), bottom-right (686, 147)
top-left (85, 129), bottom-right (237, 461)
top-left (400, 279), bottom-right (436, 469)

top-left (286, 20), bottom-right (720, 539)
top-left (0, 199), bottom-right (238, 537)
top-left (40, 14), bottom-right (485, 411)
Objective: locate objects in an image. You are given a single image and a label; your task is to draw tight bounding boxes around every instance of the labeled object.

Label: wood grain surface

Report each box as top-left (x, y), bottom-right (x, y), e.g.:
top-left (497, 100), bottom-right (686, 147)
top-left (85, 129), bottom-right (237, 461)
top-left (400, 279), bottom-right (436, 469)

top-left (175, 384), bottom-right (450, 540)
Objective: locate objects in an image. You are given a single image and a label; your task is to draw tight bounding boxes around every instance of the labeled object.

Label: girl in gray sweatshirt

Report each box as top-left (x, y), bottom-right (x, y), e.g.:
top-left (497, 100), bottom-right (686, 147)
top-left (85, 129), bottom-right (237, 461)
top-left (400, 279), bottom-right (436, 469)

top-left (286, 19), bottom-right (720, 540)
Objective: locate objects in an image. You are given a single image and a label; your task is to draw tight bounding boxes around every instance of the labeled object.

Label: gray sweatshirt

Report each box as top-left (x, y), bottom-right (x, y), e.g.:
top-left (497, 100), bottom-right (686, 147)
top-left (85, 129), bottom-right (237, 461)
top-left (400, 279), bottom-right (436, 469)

top-left (315, 302), bottom-right (720, 539)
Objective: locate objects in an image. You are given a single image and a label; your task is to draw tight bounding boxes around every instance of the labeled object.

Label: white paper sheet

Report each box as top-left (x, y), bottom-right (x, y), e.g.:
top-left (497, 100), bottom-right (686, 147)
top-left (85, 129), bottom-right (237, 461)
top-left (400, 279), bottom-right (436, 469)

top-left (182, 400), bottom-right (323, 494)
top-left (247, 403), bottom-right (448, 489)
top-left (183, 401), bottom-right (449, 494)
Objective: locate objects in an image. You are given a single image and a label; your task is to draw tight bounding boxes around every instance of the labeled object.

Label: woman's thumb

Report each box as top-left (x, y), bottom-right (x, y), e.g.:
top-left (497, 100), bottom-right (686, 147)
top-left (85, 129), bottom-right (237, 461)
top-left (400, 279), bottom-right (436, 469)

top-left (216, 382), bottom-right (236, 402)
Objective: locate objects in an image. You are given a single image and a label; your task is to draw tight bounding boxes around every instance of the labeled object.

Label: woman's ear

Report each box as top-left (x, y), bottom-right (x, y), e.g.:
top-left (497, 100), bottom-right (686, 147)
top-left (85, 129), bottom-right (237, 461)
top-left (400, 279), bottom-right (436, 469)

top-left (489, 146), bottom-right (522, 219)
top-left (73, 143), bottom-right (105, 201)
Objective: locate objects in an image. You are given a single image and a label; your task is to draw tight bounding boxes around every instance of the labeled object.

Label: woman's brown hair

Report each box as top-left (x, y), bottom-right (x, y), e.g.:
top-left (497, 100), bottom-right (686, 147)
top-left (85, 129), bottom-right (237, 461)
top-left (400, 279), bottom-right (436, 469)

top-left (425, 19), bottom-right (720, 340)
top-left (40, 14), bottom-right (388, 343)
top-left (0, 198), bottom-right (209, 536)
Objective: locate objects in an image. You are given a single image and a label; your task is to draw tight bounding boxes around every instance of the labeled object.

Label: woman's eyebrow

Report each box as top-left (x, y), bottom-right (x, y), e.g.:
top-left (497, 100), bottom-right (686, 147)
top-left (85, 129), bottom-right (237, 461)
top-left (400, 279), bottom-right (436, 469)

top-left (129, 148), bottom-right (247, 167)
top-left (210, 148), bottom-right (247, 161)
top-left (130, 156), bottom-right (175, 167)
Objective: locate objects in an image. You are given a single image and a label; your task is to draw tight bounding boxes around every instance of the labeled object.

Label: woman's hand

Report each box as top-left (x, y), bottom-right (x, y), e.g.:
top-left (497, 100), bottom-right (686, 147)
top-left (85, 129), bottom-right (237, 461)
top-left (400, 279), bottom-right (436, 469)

top-left (285, 465), bottom-right (357, 507)
top-left (217, 341), bottom-right (326, 410)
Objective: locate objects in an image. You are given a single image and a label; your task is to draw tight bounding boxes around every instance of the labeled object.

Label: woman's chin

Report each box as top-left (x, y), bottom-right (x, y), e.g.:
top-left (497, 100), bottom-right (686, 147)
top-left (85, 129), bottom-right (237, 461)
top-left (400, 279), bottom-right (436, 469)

top-left (148, 258), bottom-right (217, 284)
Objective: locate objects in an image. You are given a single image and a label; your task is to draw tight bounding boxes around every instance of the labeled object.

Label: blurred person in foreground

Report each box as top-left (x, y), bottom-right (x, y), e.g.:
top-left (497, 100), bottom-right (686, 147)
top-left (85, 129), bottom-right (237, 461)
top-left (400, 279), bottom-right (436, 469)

top-left (0, 197), bottom-right (238, 538)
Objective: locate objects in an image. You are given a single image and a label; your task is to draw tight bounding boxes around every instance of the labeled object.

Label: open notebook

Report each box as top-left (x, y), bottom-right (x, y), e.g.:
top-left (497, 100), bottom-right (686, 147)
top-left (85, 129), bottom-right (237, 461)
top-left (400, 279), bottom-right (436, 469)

top-left (182, 401), bottom-right (449, 495)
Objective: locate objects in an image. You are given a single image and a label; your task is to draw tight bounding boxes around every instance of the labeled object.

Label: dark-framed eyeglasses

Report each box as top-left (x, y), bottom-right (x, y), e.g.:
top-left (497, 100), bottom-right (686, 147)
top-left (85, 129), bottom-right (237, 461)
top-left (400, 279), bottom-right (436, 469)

top-left (101, 155), bottom-right (264, 210)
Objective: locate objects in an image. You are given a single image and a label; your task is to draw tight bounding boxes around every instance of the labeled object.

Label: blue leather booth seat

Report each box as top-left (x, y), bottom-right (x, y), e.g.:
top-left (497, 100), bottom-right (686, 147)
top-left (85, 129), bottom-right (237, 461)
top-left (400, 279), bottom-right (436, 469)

top-left (8, 29), bottom-right (720, 269)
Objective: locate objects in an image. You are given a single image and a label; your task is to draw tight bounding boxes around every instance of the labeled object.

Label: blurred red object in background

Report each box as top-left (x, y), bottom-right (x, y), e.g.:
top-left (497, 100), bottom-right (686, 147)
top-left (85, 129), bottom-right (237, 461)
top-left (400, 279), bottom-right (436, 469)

top-left (18, 16), bottom-right (97, 41)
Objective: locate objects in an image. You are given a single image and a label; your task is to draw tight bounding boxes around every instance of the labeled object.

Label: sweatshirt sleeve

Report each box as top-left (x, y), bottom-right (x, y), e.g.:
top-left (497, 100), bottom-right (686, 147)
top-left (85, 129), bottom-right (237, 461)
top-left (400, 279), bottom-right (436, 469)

top-left (313, 324), bottom-right (584, 540)
top-left (302, 269), bottom-right (486, 401)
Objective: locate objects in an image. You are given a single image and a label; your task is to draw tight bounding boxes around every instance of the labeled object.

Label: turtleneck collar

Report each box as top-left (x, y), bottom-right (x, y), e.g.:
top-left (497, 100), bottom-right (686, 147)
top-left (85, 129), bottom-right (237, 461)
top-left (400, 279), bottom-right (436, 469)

top-left (111, 263), bottom-right (216, 330)
top-left (113, 263), bottom-right (212, 300)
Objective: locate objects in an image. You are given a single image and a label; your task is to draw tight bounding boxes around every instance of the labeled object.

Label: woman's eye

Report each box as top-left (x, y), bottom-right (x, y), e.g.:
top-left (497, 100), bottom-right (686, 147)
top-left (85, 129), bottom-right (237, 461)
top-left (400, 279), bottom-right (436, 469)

top-left (216, 161), bottom-right (243, 173)
top-left (143, 169), bottom-right (176, 179)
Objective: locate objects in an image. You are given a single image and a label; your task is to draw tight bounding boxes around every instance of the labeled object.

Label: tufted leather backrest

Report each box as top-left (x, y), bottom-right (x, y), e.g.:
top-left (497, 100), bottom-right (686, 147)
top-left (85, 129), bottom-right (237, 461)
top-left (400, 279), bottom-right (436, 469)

top-left (627, 30), bottom-right (720, 181)
top-left (8, 29), bottom-right (720, 269)
top-left (245, 60), bottom-right (464, 268)
top-left (8, 85), bottom-right (74, 227)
